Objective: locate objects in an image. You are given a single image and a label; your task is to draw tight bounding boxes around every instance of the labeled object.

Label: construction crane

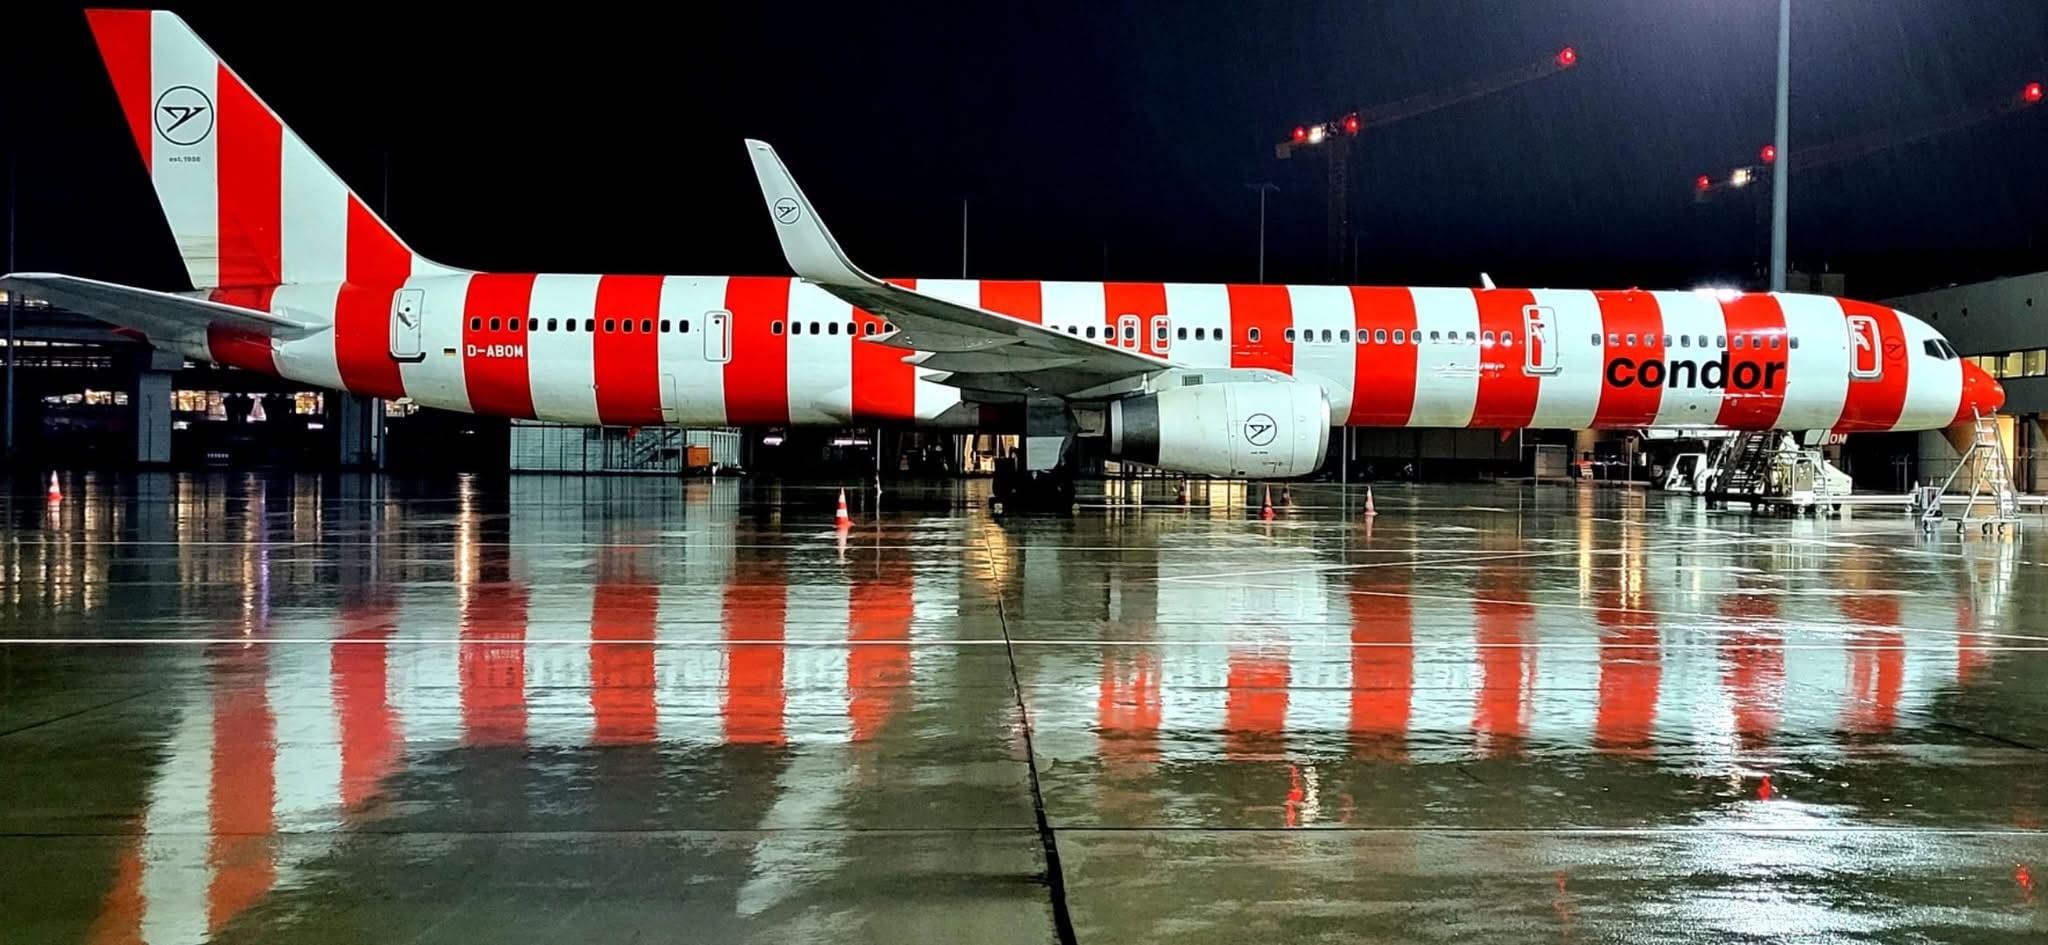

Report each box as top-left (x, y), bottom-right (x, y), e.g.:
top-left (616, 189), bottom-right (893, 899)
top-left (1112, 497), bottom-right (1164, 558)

top-left (1277, 45), bottom-right (1583, 282)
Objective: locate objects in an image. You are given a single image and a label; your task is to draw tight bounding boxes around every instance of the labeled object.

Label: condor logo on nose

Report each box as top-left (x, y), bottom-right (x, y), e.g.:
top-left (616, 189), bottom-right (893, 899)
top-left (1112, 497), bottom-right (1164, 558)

top-left (1606, 353), bottom-right (1786, 390)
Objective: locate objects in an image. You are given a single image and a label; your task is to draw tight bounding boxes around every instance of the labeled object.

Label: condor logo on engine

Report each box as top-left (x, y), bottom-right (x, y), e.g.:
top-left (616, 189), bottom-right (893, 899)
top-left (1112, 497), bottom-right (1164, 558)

top-left (1242, 413), bottom-right (1277, 447)
top-left (1605, 353), bottom-right (1785, 391)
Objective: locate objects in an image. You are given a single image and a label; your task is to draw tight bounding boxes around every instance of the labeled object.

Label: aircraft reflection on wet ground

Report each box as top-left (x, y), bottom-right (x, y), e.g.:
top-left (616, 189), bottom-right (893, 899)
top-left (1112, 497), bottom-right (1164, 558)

top-left (1, 473), bottom-right (2044, 944)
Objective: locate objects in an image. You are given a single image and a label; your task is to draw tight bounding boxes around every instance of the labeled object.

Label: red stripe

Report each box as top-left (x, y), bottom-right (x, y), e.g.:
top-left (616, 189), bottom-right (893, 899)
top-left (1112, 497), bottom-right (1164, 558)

top-left (1347, 287), bottom-right (1418, 425)
top-left (1713, 294), bottom-right (1788, 428)
top-left (848, 572), bottom-right (913, 741)
top-left (333, 614), bottom-right (398, 813)
top-left (1835, 299), bottom-right (1911, 432)
top-left (590, 580), bottom-right (658, 746)
top-left (85, 10), bottom-right (151, 168)
top-left (1227, 284), bottom-right (1293, 373)
top-left (979, 280), bottom-right (1043, 323)
top-left (207, 646), bottom-right (275, 932)
top-left (460, 583), bottom-right (528, 747)
top-left (333, 283), bottom-right (406, 399)
top-left (202, 285), bottom-right (279, 373)
top-left (1106, 282), bottom-right (1168, 357)
top-left (461, 273), bottom-right (537, 418)
top-left (1468, 288), bottom-right (1542, 428)
top-left (206, 323), bottom-right (278, 375)
top-left (1591, 290), bottom-right (1666, 428)
top-left (853, 277), bottom-right (916, 422)
top-left (723, 575), bottom-right (786, 745)
top-left (592, 275), bottom-right (666, 425)
top-left (214, 64), bottom-right (281, 286)
top-left (723, 277), bottom-right (791, 425)
top-left (344, 195), bottom-right (410, 285)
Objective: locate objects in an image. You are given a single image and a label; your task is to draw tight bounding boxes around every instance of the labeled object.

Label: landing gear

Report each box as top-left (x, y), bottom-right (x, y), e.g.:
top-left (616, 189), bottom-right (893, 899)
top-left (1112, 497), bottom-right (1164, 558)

top-left (989, 457), bottom-right (1076, 516)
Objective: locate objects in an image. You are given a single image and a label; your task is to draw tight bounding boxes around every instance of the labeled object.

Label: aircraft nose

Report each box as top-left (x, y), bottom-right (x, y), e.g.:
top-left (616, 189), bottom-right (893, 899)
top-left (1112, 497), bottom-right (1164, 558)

top-left (1959, 359), bottom-right (2005, 420)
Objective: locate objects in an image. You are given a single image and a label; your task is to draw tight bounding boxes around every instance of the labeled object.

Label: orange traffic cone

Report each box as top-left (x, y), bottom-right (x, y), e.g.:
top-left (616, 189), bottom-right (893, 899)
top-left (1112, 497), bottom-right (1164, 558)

top-left (46, 472), bottom-right (61, 503)
top-left (1363, 485), bottom-right (1377, 517)
top-left (834, 488), bottom-right (853, 530)
top-left (1260, 485), bottom-right (1275, 520)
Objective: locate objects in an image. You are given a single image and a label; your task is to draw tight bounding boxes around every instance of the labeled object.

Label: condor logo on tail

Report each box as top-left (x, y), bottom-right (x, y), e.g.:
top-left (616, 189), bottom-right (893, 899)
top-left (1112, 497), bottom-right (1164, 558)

top-left (1606, 353), bottom-right (1786, 390)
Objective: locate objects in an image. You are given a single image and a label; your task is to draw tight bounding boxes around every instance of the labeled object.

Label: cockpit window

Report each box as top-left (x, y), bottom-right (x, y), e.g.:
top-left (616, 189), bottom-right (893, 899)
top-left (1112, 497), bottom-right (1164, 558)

top-left (1924, 339), bottom-right (1960, 360)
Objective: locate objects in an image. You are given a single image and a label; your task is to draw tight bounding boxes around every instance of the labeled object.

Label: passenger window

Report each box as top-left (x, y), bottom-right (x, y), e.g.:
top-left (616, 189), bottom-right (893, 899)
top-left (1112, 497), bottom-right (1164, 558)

top-left (1770, 336), bottom-right (1781, 349)
top-left (1502, 331), bottom-right (1514, 347)
top-left (604, 319), bottom-right (616, 333)
top-left (772, 320), bottom-right (783, 335)
top-left (469, 317), bottom-right (481, 331)
top-left (566, 319), bottom-right (578, 332)
top-left (828, 322), bottom-right (839, 336)
top-left (510, 318), bottom-right (522, 332)
top-left (1086, 326), bottom-right (1097, 339)
top-left (864, 322), bottom-right (876, 336)
top-left (1663, 334), bottom-right (1673, 347)
top-left (1340, 329), bottom-right (1351, 343)
top-left (1429, 331), bottom-right (1440, 342)
top-left (1679, 334), bottom-right (1690, 348)
top-left (1375, 329), bottom-right (1388, 344)
top-left (584, 318), bottom-right (595, 332)
top-left (1608, 333), bottom-right (1619, 347)
top-left (1125, 324), bottom-right (1136, 340)
top-left (1285, 328), bottom-right (1297, 342)
top-left (660, 319), bottom-right (671, 333)
top-left (1483, 330), bottom-right (1496, 346)
top-left (1698, 335), bottom-right (1708, 348)
top-left (1590, 333), bottom-right (1601, 346)
top-left (1392, 329), bottom-right (1404, 343)
top-left (1788, 336), bottom-right (1798, 349)
top-left (547, 318), bottom-right (559, 332)
top-left (641, 319), bottom-right (653, 333)
top-left (847, 322), bottom-right (856, 335)
top-left (1625, 333), bottom-right (1637, 346)
top-left (1734, 335), bottom-right (1744, 349)
top-left (811, 321), bottom-right (822, 335)
top-left (489, 317), bottom-right (501, 331)
top-left (623, 319), bottom-right (634, 333)
top-left (1321, 329), bottom-right (1333, 343)
top-left (1466, 331), bottom-right (1476, 343)
top-left (1715, 334), bottom-right (1725, 348)
top-left (1248, 327), bottom-right (1261, 343)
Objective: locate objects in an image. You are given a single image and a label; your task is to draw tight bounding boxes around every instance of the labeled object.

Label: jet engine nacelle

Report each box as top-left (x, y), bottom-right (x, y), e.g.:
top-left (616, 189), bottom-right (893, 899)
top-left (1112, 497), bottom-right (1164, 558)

top-left (1107, 380), bottom-right (1331, 478)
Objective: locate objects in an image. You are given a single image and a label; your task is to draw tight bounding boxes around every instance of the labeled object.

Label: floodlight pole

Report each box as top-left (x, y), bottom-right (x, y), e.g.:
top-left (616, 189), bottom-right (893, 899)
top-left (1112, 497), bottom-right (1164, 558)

top-left (1769, 0), bottom-right (1790, 292)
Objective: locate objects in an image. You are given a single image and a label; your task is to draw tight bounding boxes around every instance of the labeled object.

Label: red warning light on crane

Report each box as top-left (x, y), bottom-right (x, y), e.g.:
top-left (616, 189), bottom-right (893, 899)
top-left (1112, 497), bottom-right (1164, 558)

top-left (1343, 113), bottom-right (1361, 135)
top-left (1695, 174), bottom-right (1712, 192)
top-left (1556, 46), bottom-right (1578, 68)
top-left (1292, 125), bottom-right (1307, 142)
top-left (1760, 144), bottom-right (1777, 164)
top-left (2025, 82), bottom-right (2044, 104)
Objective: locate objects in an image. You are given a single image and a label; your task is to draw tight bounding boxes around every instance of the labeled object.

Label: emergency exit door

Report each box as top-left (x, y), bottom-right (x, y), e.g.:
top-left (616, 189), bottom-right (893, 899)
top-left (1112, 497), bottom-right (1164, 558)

top-left (1522, 304), bottom-right (1559, 375)
top-left (390, 288), bottom-right (425, 362)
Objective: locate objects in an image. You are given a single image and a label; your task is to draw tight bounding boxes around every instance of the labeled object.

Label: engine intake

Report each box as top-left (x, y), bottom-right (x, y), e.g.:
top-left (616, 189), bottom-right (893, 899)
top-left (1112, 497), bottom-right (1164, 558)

top-left (1108, 380), bottom-right (1330, 478)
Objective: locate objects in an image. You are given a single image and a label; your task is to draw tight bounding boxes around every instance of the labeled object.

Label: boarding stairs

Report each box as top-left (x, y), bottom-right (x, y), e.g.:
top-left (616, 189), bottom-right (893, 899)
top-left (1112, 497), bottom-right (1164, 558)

top-left (1927, 409), bottom-right (2020, 534)
top-left (1702, 430), bottom-right (1852, 513)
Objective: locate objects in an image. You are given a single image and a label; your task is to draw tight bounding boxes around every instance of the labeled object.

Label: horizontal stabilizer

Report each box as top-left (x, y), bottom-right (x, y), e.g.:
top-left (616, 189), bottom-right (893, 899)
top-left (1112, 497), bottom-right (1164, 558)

top-left (0, 272), bottom-right (312, 345)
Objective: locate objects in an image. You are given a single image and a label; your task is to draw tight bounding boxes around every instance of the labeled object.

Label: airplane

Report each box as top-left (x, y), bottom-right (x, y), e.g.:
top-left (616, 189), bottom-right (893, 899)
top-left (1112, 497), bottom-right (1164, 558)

top-left (1, 10), bottom-right (2005, 511)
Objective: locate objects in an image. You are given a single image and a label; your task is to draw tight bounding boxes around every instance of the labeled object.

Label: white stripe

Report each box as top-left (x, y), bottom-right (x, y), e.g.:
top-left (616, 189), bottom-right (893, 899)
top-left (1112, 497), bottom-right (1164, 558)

top-left (1526, 289), bottom-right (1603, 428)
top-left (1042, 281), bottom-right (1107, 335)
top-left (269, 632), bottom-right (342, 831)
top-left (659, 275), bottom-right (731, 425)
top-left (524, 590), bottom-right (594, 747)
top-left (527, 274), bottom-right (603, 424)
top-left (389, 593), bottom-right (463, 749)
top-left (272, 281), bottom-right (344, 388)
top-left (394, 275), bottom-right (471, 413)
top-left (150, 11), bottom-right (220, 289)
top-left (1164, 282), bottom-right (1232, 369)
top-left (1894, 313), bottom-right (1961, 430)
top-left (1649, 291), bottom-right (1730, 427)
top-left (786, 281), bottom-right (855, 424)
top-left (1775, 293), bottom-right (1852, 429)
top-left (277, 127), bottom-right (349, 285)
top-left (1407, 287), bottom-right (1481, 427)
top-left (782, 580), bottom-right (852, 743)
top-left (1286, 285), bottom-right (1357, 421)
top-left (139, 685), bottom-right (214, 945)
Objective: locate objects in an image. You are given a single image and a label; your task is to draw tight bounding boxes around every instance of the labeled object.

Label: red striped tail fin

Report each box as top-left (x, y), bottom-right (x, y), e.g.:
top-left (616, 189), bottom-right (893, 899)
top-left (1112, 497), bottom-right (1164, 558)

top-left (82, 9), bottom-right (458, 291)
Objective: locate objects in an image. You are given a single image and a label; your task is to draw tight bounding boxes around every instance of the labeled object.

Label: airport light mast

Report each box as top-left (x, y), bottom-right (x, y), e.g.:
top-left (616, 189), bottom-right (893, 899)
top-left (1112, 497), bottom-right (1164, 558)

top-left (1276, 44), bottom-right (1581, 283)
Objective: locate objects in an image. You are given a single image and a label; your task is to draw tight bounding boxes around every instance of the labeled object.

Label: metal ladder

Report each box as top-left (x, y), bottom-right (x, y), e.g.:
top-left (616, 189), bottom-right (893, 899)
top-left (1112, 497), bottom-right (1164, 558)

top-left (1935, 409), bottom-right (2020, 534)
top-left (1706, 430), bottom-right (1778, 506)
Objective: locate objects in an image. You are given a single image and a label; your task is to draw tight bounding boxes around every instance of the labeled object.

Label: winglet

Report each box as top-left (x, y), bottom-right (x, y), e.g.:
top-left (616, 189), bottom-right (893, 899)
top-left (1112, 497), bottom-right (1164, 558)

top-left (1480, 272), bottom-right (1497, 290)
top-left (744, 139), bottom-right (881, 290)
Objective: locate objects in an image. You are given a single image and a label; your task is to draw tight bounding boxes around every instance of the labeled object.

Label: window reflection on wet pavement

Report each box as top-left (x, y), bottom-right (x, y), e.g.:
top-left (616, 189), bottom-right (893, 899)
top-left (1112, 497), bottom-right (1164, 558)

top-left (2, 474), bottom-right (2043, 943)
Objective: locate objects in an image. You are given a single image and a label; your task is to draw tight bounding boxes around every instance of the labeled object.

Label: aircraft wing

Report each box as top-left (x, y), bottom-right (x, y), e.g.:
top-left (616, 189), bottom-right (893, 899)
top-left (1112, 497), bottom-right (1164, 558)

top-left (743, 139), bottom-right (1174, 399)
top-left (0, 271), bottom-right (313, 343)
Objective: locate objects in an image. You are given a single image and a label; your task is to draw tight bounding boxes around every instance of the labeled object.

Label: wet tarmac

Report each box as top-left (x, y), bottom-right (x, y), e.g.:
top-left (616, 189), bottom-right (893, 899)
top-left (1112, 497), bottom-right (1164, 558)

top-left (2, 472), bottom-right (2045, 943)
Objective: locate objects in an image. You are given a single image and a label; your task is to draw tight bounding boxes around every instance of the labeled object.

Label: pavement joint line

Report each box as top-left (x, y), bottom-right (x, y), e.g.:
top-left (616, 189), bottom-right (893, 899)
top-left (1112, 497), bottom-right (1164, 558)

top-left (0, 827), bottom-right (1056, 838)
top-left (0, 689), bottom-right (161, 739)
top-left (1043, 826), bottom-right (2048, 835)
top-left (980, 532), bottom-right (1081, 945)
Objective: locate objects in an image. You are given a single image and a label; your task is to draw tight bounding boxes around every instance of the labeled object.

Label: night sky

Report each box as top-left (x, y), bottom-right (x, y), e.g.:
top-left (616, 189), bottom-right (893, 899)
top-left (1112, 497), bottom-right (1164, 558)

top-left (7, 1), bottom-right (2048, 301)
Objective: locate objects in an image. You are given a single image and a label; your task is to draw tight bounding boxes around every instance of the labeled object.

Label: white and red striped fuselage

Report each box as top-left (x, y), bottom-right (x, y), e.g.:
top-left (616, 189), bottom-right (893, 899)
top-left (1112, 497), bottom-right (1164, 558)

top-left (200, 275), bottom-right (1993, 434)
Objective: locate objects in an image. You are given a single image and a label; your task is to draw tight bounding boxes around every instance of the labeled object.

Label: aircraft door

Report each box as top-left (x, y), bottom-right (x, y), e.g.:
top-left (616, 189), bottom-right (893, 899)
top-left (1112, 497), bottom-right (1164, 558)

top-left (661, 373), bottom-right (679, 423)
top-left (1150, 314), bottom-right (1171, 355)
top-left (1521, 304), bottom-right (1559, 375)
top-left (1847, 314), bottom-right (1882, 379)
top-left (390, 288), bottom-right (425, 362)
top-left (705, 309), bottom-right (731, 363)
top-left (1118, 314), bottom-right (1140, 349)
